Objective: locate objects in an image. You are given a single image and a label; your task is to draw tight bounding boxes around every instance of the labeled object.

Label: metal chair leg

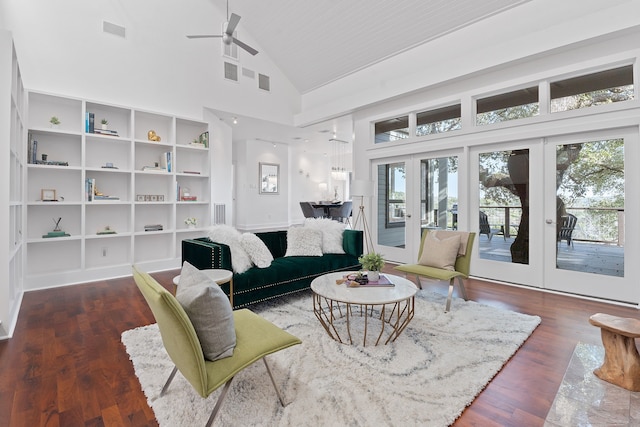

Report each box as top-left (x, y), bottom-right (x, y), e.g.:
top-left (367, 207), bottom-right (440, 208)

top-left (160, 366), bottom-right (178, 397)
top-left (445, 280), bottom-right (455, 313)
top-left (205, 378), bottom-right (234, 427)
top-left (263, 357), bottom-right (287, 407)
top-left (456, 277), bottom-right (468, 301)
top-left (414, 275), bottom-right (423, 289)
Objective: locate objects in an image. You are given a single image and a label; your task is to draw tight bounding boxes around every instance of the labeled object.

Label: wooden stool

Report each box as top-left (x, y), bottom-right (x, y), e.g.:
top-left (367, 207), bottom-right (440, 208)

top-left (589, 313), bottom-right (640, 391)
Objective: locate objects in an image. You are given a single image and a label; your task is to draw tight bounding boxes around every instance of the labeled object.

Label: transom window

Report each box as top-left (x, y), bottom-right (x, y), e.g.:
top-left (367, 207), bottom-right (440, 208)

top-left (476, 86), bottom-right (539, 125)
top-left (550, 65), bottom-right (634, 113)
top-left (416, 104), bottom-right (461, 136)
top-left (374, 116), bottom-right (409, 143)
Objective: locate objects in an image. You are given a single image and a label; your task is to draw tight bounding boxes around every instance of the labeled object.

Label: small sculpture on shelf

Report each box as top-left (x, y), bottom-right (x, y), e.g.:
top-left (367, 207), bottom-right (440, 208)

top-left (97, 225), bottom-right (116, 235)
top-left (43, 217), bottom-right (70, 238)
top-left (147, 129), bottom-right (161, 142)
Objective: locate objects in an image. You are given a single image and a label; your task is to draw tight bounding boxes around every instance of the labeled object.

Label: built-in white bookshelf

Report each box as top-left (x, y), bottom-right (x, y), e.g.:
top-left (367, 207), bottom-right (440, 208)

top-left (1, 31), bottom-right (25, 339)
top-left (25, 91), bottom-right (212, 290)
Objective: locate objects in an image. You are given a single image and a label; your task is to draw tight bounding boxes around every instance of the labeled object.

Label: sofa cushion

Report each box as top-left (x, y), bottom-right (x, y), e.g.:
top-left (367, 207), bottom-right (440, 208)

top-left (304, 218), bottom-right (346, 254)
top-left (284, 227), bottom-right (323, 257)
top-left (208, 225), bottom-right (252, 273)
top-left (175, 262), bottom-right (236, 361)
top-left (241, 232), bottom-right (274, 268)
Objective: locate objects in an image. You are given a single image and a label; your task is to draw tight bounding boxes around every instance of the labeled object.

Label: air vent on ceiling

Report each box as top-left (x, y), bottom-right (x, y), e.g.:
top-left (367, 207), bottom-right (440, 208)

top-left (102, 21), bottom-right (126, 38)
top-left (224, 62), bottom-right (238, 82)
top-left (258, 73), bottom-right (270, 92)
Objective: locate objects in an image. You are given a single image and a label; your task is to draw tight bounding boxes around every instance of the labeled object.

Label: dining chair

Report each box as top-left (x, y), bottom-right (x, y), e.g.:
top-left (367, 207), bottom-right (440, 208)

top-left (300, 201), bottom-right (325, 218)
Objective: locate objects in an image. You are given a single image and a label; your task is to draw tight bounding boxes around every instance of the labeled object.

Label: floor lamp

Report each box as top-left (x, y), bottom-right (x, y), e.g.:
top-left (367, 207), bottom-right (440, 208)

top-left (351, 179), bottom-right (374, 253)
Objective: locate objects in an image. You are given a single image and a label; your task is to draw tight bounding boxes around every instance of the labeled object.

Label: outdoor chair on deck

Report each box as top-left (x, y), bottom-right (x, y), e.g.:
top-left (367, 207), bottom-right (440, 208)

top-left (300, 201), bottom-right (325, 218)
top-left (557, 213), bottom-right (578, 247)
top-left (395, 230), bottom-right (476, 312)
top-left (479, 211), bottom-right (504, 241)
top-left (132, 266), bottom-right (301, 427)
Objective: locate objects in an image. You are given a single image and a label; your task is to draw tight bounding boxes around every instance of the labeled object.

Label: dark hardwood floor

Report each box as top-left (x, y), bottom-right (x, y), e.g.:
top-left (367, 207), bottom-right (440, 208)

top-left (1, 266), bottom-right (638, 426)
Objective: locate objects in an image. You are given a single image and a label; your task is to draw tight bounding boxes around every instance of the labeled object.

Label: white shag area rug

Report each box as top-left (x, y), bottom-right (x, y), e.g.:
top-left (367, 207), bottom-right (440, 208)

top-left (122, 290), bottom-right (540, 427)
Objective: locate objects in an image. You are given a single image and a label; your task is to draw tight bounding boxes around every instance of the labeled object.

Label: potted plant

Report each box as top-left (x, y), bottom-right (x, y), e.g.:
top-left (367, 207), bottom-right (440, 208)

top-left (184, 217), bottom-right (197, 229)
top-left (358, 252), bottom-right (385, 281)
top-left (100, 118), bottom-right (108, 130)
top-left (49, 116), bottom-right (60, 128)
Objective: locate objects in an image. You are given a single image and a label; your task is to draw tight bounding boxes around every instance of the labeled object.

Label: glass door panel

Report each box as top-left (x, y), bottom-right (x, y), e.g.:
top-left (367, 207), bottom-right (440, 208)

top-left (421, 156), bottom-right (458, 230)
top-left (555, 139), bottom-right (624, 277)
top-left (376, 162), bottom-right (406, 250)
top-left (478, 149), bottom-right (529, 264)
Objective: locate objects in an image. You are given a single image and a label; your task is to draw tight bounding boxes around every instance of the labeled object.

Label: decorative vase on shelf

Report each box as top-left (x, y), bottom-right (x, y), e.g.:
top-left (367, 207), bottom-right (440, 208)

top-left (188, 224), bottom-right (196, 229)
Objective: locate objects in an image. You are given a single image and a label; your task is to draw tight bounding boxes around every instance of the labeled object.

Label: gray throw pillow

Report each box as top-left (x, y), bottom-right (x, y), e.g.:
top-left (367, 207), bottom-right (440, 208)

top-left (176, 262), bottom-right (236, 361)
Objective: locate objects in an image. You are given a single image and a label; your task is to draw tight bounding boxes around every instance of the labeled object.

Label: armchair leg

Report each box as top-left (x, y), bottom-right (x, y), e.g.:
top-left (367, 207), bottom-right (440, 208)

top-left (263, 357), bottom-right (287, 407)
top-left (414, 275), bottom-right (423, 289)
top-left (205, 378), bottom-right (234, 427)
top-left (445, 278), bottom-right (468, 313)
top-left (160, 366), bottom-right (178, 397)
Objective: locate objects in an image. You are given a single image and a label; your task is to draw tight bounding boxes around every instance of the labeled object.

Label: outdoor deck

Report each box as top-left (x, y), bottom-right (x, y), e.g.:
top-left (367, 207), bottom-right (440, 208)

top-left (479, 236), bottom-right (624, 277)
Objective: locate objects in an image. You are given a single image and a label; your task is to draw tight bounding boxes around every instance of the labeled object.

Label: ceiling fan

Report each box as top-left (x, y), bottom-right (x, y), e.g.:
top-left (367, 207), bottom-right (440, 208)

top-left (186, 0), bottom-right (258, 56)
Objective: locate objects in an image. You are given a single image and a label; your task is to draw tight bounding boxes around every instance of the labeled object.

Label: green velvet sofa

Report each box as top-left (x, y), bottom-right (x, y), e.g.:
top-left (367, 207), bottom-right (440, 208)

top-left (181, 229), bottom-right (363, 308)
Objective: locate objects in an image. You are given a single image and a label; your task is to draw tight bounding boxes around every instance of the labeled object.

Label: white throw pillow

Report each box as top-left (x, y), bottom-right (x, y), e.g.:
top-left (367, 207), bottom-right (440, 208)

top-left (175, 262), bottom-right (236, 361)
top-left (208, 225), bottom-right (253, 274)
top-left (240, 232), bottom-right (274, 268)
top-left (304, 217), bottom-right (346, 254)
top-left (418, 232), bottom-right (461, 271)
top-left (284, 227), bottom-right (323, 257)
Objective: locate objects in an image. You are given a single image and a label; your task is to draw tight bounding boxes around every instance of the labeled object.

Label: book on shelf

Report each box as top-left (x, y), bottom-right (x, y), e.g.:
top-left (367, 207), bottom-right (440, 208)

top-left (144, 224), bottom-right (163, 232)
top-left (85, 178), bottom-right (95, 201)
top-left (85, 112), bottom-right (95, 133)
top-left (34, 160), bottom-right (69, 166)
top-left (188, 142), bottom-right (206, 148)
top-left (182, 170), bottom-right (201, 174)
top-left (93, 128), bottom-right (119, 137)
top-left (180, 196), bottom-right (198, 201)
top-left (142, 165), bottom-right (165, 172)
top-left (93, 195), bottom-right (120, 200)
top-left (159, 151), bottom-right (172, 172)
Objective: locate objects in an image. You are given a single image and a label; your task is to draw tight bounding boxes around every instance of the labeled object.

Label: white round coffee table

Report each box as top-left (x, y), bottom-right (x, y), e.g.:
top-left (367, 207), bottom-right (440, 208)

top-left (311, 272), bottom-right (417, 346)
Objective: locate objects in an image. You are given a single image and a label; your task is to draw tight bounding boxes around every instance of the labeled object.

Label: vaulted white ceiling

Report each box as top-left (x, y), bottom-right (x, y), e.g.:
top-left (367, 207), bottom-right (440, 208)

top-left (225, 0), bottom-right (531, 93)
top-left (201, 0), bottom-right (532, 151)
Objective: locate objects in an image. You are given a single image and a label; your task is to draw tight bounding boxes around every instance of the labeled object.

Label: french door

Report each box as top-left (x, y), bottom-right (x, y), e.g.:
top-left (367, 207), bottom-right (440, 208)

top-left (372, 150), bottom-right (463, 264)
top-left (543, 128), bottom-right (638, 303)
top-left (471, 129), bottom-right (638, 303)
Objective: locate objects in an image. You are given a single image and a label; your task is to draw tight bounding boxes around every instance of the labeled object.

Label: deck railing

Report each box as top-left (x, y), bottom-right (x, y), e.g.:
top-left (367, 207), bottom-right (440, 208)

top-left (479, 206), bottom-right (625, 246)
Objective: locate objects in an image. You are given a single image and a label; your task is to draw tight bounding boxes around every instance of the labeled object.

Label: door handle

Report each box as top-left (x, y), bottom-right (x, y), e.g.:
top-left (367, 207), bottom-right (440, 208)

top-left (545, 219), bottom-right (554, 224)
top-left (406, 214), bottom-right (412, 218)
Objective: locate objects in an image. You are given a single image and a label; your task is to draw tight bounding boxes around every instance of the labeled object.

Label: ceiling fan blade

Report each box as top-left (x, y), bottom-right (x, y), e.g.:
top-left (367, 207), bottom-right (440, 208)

top-left (186, 34), bottom-right (223, 39)
top-left (233, 38), bottom-right (258, 56)
top-left (225, 13), bottom-right (241, 35)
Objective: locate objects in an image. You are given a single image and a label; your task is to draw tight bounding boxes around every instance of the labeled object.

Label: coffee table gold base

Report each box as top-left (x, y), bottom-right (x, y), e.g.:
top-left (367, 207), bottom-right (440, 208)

top-left (312, 293), bottom-right (415, 346)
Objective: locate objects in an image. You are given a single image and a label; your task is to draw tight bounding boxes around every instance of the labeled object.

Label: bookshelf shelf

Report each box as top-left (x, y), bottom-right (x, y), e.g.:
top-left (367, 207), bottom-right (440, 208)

top-left (24, 90), bottom-right (212, 290)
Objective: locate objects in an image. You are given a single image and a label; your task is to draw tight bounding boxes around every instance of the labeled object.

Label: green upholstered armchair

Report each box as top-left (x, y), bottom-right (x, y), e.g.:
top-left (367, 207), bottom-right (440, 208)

top-left (394, 230), bottom-right (476, 313)
top-left (132, 266), bottom-right (301, 427)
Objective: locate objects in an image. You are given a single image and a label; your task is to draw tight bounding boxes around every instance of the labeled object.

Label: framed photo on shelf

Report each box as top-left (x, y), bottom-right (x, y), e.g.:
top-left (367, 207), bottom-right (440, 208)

top-left (41, 189), bottom-right (57, 201)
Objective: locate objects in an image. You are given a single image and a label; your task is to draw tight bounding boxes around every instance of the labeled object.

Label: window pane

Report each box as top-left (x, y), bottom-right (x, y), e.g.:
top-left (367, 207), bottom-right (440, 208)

top-left (386, 163), bottom-right (406, 227)
top-left (374, 116), bottom-right (409, 143)
top-left (550, 66), bottom-right (634, 113)
top-left (421, 157), bottom-right (458, 230)
top-left (377, 163), bottom-right (405, 248)
top-left (416, 105), bottom-right (461, 136)
top-left (476, 87), bottom-right (539, 125)
top-left (555, 139), bottom-right (624, 277)
top-left (479, 149), bottom-right (529, 264)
